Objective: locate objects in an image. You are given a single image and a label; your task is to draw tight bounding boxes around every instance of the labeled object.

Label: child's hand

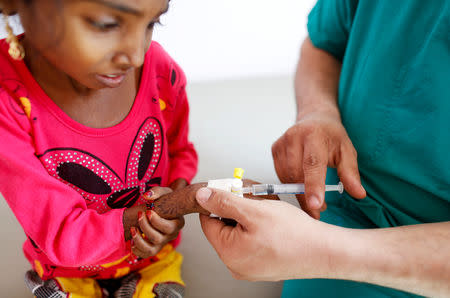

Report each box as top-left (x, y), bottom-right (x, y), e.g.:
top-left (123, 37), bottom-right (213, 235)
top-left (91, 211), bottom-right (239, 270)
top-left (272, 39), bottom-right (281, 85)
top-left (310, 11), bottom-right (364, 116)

top-left (129, 186), bottom-right (185, 258)
top-left (146, 181), bottom-right (279, 220)
top-left (131, 210), bottom-right (185, 258)
top-left (169, 178), bottom-right (189, 191)
top-left (123, 180), bottom-right (277, 245)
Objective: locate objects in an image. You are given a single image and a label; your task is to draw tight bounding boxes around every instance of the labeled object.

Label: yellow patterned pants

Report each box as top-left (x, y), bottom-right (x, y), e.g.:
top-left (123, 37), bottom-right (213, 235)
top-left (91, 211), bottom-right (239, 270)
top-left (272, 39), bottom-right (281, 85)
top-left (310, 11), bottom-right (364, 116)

top-left (25, 250), bottom-right (184, 298)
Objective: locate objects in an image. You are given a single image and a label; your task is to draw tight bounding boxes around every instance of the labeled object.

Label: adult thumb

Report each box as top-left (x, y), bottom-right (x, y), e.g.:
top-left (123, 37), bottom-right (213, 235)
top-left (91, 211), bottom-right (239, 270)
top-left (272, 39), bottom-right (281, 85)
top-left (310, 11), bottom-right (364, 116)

top-left (196, 188), bottom-right (254, 227)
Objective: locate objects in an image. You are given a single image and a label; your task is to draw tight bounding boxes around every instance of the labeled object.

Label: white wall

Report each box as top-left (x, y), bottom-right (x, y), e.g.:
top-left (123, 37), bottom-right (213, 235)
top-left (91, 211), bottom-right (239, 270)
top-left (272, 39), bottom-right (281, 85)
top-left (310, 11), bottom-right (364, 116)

top-left (0, 0), bottom-right (316, 82)
top-left (153, 0), bottom-right (315, 81)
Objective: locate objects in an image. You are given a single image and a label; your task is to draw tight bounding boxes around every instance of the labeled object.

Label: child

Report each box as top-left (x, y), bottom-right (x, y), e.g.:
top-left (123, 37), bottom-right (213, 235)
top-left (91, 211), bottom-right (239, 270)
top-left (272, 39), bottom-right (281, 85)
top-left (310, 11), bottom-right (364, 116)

top-left (0, 0), bottom-right (198, 297)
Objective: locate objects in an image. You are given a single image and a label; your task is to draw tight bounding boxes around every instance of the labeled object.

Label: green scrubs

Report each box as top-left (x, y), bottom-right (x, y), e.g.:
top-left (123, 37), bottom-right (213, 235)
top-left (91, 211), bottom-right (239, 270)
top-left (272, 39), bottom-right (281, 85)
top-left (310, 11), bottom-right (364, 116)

top-left (282, 0), bottom-right (450, 297)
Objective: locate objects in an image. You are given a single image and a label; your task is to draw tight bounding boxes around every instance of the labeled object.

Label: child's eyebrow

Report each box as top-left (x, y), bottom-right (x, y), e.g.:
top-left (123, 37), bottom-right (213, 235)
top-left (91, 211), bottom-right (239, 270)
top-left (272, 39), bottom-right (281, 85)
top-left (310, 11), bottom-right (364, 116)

top-left (85, 0), bottom-right (169, 17)
top-left (87, 0), bottom-right (142, 15)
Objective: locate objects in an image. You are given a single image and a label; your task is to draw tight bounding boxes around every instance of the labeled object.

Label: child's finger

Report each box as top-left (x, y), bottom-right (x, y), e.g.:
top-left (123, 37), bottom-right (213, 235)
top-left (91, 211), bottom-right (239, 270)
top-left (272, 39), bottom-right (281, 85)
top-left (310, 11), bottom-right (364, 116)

top-left (144, 186), bottom-right (173, 200)
top-left (138, 214), bottom-right (165, 244)
top-left (131, 245), bottom-right (149, 259)
top-left (131, 226), bottom-right (159, 254)
top-left (148, 211), bottom-right (185, 234)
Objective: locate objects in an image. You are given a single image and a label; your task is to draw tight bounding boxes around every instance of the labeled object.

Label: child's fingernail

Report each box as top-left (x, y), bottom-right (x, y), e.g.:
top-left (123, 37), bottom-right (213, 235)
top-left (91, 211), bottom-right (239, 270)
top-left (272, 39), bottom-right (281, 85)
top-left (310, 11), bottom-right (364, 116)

top-left (196, 188), bottom-right (212, 204)
top-left (144, 190), bottom-right (154, 199)
top-left (130, 239), bottom-right (134, 246)
top-left (130, 227), bottom-right (137, 237)
top-left (146, 210), bottom-right (152, 220)
top-left (138, 211), bottom-right (143, 221)
top-left (309, 196), bottom-right (321, 209)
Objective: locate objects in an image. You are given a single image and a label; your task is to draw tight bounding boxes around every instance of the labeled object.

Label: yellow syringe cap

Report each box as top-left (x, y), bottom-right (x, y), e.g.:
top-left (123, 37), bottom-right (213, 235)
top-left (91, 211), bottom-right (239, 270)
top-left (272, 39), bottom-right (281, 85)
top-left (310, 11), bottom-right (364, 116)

top-left (233, 168), bottom-right (244, 179)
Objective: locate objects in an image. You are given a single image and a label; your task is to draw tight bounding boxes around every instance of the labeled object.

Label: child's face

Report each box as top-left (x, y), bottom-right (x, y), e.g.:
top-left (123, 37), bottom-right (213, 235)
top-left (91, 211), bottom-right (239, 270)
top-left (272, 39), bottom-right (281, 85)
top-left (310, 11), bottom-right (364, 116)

top-left (18, 0), bottom-right (169, 89)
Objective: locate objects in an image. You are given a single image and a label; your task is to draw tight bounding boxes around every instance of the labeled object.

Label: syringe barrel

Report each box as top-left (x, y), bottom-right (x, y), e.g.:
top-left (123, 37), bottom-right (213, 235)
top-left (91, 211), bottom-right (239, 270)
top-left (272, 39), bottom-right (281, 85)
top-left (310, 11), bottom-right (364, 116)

top-left (252, 183), bottom-right (306, 195)
top-left (273, 184), bottom-right (305, 194)
top-left (251, 184), bottom-right (271, 195)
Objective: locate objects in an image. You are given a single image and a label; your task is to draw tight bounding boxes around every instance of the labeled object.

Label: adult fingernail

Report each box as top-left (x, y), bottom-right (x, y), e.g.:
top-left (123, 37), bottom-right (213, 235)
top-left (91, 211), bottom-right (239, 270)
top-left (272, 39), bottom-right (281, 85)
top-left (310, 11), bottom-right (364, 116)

top-left (197, 188), bottom-right (212, 204)
top-left (309, 196), bottom-right (321, 209)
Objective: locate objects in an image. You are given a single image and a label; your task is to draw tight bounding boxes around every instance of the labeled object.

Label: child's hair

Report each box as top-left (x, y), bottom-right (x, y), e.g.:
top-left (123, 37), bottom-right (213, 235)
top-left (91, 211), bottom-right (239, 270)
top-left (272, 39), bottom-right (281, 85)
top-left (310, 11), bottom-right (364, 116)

top-left (0, 0), bottom-right (32, 15)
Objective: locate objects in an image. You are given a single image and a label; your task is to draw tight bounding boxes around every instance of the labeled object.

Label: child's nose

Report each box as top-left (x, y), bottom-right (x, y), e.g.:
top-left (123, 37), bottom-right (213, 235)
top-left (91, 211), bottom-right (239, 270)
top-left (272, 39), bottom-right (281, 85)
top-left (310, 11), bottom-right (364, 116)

top-left (113, 32), bottom-right (150, 69)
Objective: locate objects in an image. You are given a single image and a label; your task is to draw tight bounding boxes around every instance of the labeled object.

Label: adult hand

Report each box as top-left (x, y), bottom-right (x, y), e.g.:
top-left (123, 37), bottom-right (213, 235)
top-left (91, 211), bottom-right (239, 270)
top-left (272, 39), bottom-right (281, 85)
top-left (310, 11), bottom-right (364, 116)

top-left (196, 187), bottom-right (336, 281)
top-left (272, 111), bottom-right (366, 219)
top-left (197, 187), bottom-right (450, 298)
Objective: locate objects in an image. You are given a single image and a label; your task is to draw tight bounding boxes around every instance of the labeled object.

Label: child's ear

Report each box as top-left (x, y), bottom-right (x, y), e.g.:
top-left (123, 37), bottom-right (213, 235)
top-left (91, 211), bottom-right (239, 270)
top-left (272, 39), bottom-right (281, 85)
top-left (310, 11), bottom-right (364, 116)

top-left (0, 0), bottom-right (18, 15)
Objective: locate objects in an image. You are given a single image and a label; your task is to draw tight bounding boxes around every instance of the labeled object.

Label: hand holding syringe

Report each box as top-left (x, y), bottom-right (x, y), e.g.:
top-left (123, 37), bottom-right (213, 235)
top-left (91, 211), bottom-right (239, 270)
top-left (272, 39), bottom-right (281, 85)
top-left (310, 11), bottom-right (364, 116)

top-left (241, 182), bottom-right (343, 196)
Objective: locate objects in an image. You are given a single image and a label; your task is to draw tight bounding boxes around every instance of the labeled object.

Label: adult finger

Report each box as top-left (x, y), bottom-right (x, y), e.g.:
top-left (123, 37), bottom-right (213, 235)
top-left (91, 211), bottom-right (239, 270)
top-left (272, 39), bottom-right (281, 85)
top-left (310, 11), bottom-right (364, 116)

top-left (296, 194), bottom-right (321, 219)
top-left (196, 188), bottom-right (257, 228)
top-left (272, 132), bottom-right (304, 183)
top-left (319, 201), bottom-right (328, 212)
top-left (199, 214), bottom-right (235, 252)
top-left (336, 142), bottom-right (366, 199)
top-left (302, 134), bottom-right (328, 210)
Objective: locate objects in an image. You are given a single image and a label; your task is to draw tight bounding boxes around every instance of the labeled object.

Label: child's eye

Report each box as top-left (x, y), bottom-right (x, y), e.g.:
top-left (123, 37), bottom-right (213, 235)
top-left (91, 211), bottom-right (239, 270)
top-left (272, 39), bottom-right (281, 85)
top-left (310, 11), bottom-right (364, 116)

top-left (86, 18), bottom-right (119, 31)
top-left (93, 22), bottom-right (119, 30)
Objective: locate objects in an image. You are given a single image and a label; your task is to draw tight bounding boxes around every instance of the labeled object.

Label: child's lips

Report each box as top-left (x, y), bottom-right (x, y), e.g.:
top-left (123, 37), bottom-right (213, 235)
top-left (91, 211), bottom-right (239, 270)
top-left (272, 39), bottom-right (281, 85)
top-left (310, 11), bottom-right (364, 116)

top-left (96, 73), bottom-right (126, 88)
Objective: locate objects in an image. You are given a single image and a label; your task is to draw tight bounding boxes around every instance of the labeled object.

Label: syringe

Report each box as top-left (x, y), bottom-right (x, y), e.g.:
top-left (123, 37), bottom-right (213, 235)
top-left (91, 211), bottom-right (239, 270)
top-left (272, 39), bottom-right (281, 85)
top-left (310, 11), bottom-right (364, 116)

top-left (241, 182), bottom-right (344, 195)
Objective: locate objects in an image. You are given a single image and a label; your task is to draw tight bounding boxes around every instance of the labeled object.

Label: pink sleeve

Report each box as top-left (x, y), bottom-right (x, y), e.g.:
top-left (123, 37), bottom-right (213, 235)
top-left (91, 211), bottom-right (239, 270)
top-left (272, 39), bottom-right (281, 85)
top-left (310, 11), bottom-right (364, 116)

top-left (165, 67), bottom-right (198, 185)
top-left (0, 95), bottom-right (128, 267)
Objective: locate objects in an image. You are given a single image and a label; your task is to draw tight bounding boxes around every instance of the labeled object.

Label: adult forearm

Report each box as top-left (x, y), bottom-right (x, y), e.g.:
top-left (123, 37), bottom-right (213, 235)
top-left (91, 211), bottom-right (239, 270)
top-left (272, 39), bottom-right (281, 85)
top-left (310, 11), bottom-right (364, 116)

top-left (295, 37), bottom-right (342, 120)
top-left (329, 222), bottom-right (450, 297)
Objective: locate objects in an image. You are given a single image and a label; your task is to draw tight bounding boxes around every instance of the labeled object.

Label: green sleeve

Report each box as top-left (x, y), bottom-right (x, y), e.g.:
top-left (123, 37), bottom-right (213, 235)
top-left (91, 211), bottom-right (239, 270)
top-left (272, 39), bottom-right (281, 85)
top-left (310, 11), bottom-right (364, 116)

top-left (307, 0), bottom-right (359, 61)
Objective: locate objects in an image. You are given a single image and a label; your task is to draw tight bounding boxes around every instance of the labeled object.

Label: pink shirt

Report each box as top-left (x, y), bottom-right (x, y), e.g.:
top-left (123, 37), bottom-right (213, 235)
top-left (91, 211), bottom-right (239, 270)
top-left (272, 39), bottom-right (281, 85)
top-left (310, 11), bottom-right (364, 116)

top-left (0, 39), bottom-right (197, 279)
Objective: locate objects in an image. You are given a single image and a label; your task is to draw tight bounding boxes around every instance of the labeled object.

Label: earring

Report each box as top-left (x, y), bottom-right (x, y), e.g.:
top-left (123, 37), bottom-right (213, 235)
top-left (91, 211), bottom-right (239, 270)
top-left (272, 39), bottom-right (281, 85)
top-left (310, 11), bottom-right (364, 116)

top-left (3, 14), bottom-right (24, 60)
